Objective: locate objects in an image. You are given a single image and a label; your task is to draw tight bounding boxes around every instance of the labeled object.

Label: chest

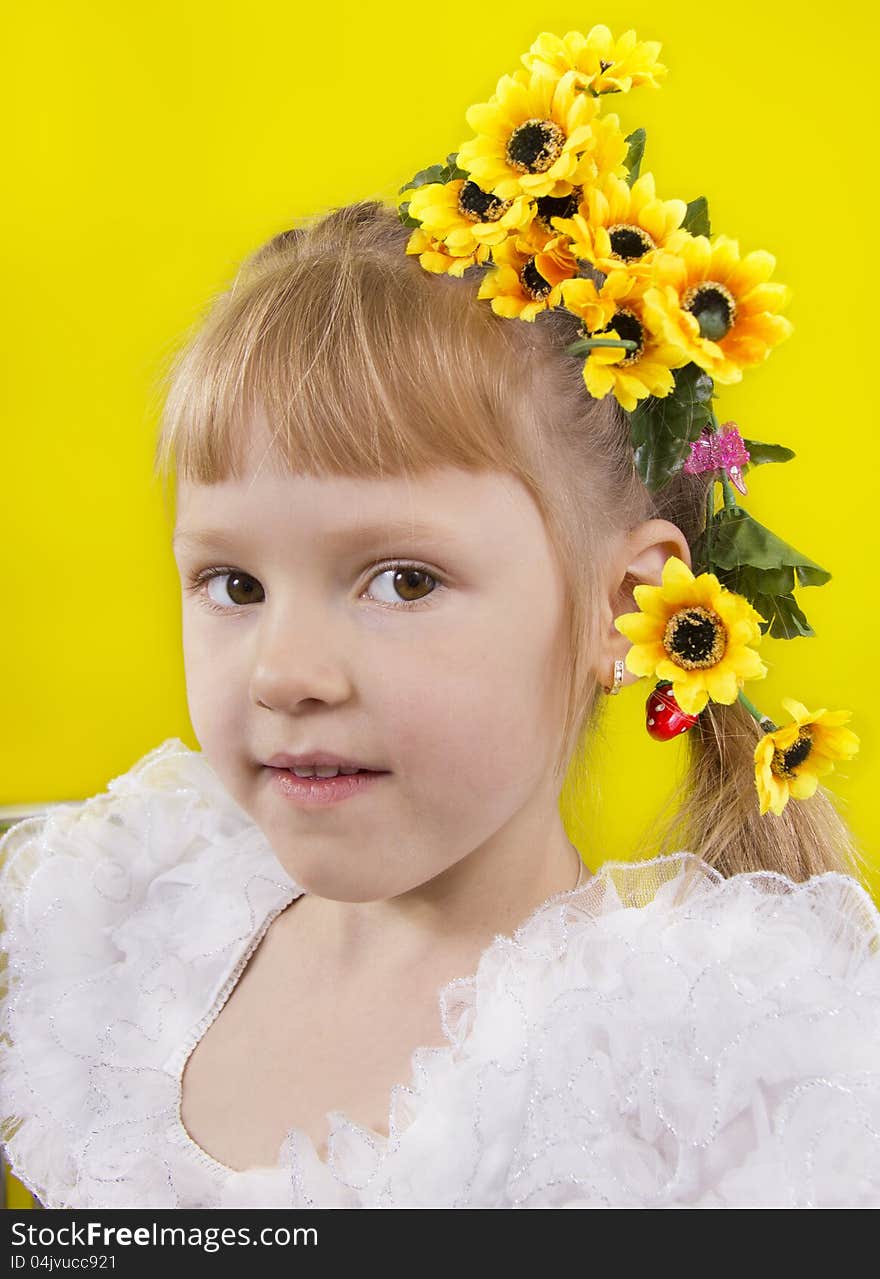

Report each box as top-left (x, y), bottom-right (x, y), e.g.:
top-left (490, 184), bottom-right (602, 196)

top-left (178, 910), bottom-right (456, 1171)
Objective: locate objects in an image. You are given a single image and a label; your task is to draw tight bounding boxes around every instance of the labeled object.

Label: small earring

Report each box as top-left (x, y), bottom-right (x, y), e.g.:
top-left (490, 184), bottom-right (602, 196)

top-left (602, 658), bottom-right (625, 696)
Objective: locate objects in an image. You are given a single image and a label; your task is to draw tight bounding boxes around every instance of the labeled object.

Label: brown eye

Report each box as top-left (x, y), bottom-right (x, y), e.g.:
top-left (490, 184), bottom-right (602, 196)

top-left (204, 571), bottom-right (264, 609)
top-left (366, 564), bottom-right (441, 607)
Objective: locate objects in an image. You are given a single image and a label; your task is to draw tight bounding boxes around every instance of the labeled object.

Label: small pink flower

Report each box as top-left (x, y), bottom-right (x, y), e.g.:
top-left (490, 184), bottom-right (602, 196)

top-left (684, 421), bottom-right (751, 495)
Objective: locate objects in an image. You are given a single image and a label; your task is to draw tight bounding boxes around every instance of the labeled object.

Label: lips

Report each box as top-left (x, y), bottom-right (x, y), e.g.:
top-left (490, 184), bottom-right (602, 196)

top-left (268, 766), bottom-right (389, 807)
top-left (264, 751), bottom-right (389, 773)
top-left (275, 766), bottom-right (374, 777)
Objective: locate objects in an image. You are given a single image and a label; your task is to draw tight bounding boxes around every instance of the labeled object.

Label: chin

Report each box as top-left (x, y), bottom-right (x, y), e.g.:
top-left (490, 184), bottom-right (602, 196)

top-left (266, 851), bottom-right (418, 903)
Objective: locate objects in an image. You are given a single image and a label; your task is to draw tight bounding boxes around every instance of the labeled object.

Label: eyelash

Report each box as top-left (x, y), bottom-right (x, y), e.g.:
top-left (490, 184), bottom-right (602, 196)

top-left (184, 560), bottom-right (446, 615)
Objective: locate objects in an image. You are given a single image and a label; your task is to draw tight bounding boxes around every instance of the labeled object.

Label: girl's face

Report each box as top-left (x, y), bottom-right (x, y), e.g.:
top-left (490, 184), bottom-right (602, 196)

top-left (172, 422), bottom-right (574, 901)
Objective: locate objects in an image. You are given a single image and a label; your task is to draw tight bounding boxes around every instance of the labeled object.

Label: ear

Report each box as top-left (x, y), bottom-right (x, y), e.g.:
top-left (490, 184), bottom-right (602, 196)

top-left (597, 520), bottom-right (692, 691)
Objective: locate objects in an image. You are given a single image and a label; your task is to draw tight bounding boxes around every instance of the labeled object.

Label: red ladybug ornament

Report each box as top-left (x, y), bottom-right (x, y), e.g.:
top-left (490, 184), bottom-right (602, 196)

top-left (645, 680), bottom-right (701, 741)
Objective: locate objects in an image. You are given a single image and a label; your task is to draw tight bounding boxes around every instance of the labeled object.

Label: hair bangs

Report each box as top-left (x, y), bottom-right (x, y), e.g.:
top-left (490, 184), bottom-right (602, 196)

top-left (154, 209), bottom-right (555, 493)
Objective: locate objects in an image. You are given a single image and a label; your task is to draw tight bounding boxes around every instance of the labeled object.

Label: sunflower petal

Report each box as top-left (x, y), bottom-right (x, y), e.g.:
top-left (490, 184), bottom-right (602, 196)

top-left (768, 774), bottom-right (791, 815)
top-left (815, 726), bottom-right (861, 756)
top-left (614, 613), bottom-right (662, 643)
top-left (780, 697), bottom-right (811, 722)
top-left (672, 678), bottom-right (709, 716)
top-left (624, 643), bottom-right (666, 677)
top-left (789, 770), bottom-right (820, 800)
top-left (705, 665), bottom-right (741, 704)
top-left (630, 583), bottom-right (668, 616)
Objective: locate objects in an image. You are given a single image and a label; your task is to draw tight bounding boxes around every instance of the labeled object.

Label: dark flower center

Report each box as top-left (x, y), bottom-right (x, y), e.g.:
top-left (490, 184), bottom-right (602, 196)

top-left (535, 187), bottom-right (582, 231)
top-left (506, 118), bottom-right (566, 174)
top-left (608, 223), bottom-right (656, 261)
top-left (457, 180), bottom-right (512, 224)
top-left (683, 280), bottom-right (737, 341)
top-left (520, 256), bottom-right (553, 301)
top-left (663, 606), bottom-right (727, 669)
top-left (770, 728), bottom-right (814, 779)
top-left (596, 307), bottom-right (645, 365)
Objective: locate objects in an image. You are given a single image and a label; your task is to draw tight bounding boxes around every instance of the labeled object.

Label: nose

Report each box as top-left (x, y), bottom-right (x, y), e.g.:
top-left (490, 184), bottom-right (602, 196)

top-left (249, 594), bottom-right (352, 712)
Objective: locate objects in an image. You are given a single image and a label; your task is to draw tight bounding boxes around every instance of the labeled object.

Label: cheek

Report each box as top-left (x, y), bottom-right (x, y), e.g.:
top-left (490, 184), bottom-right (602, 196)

top-left (181, 622), bottom-right (242, 752)
top-left (382, 603), bottom-right (567, 797)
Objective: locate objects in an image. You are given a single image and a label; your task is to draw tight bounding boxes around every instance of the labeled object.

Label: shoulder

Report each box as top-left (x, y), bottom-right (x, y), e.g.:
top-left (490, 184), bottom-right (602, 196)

top-left (0, 737), bottom-right (296, 974)
top-left (0, 737), bottom-right (299, 1208)
top-left (1, 737), bottom-right (265, 905)
top-left (475, 852), bottom-right (880, 1206)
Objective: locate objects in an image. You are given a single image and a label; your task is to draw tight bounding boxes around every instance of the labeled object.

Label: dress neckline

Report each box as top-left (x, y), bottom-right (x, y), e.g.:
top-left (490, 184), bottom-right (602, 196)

top-left (167, 857), bottom-right (596, 1181)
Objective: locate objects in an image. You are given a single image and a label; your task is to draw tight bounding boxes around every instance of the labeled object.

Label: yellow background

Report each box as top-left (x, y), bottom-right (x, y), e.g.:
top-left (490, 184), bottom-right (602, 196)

top-left (2, 0), bottom-right (878, 1206)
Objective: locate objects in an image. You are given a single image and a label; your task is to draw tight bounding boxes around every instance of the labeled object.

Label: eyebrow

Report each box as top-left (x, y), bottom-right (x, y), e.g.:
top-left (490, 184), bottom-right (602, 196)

top-left (172, 520), bottom-right (460, 551)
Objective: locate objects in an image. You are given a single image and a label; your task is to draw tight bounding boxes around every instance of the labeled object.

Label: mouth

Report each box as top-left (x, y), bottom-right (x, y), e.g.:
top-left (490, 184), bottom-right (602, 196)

top-left (267, 766), bottom-right (390, 778)
top-left (266, 766), bottom-right (390, 808)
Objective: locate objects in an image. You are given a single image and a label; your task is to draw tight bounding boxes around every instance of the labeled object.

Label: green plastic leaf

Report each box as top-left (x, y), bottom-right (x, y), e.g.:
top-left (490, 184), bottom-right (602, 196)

top-left (397, 154), bottom-right (470, 226)
top-left (398, 162), bottom-right (449, 196)
top-left (747, 593), bottom-right (815, 640)
top-left (398, 155), bottom-right (471, 197)
top-left (628, 363), bottom-right (715, 493)
top-left (623, 128), bottom-right (646, 187)
top-left (733, 563), bottom-right (799, 597)
top-left (691, 505), bottom-right (831, 639)
top-left (683, 196), bottom-right (711, 237)
top-left (444, 152), bottom-right (470, 182)
top-left (397, 200), bottom-right (422, 229)
top-left (740, 438), bottom-right (796, 468)
top-left (706, 507), bottom-right (831, 587)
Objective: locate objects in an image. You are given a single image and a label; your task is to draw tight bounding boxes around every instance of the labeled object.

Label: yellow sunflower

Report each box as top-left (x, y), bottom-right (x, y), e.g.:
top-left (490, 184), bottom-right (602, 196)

top-left (754, 698), bottom-right (860, 817)
top-left (457, 66), bottom-right (628, 202)
top-left (642, 231), bottom-right (793, 384)
top-left (406, 179), bottom-right (534, 257)
top-left (553, 276), bottom-right (617, 333)
top-left (553, 172), bottom-right (687, 277)
top-left (405, 225), bottom-right (491, 277)
top-left (561, 270), bottom-right (690, 410)
top-left (613, 554), bottom-right (769, 716)
top-left (477, 227), bottom-right (578, 320)
top-left (522, 26), bottom-right (667, 95)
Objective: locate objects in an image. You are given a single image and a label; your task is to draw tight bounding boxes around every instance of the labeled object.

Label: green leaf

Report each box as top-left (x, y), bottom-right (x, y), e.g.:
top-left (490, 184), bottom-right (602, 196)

top-left (398, 162), bottom-right (451, 196)
top-left (396, 200), bottom-right (422, 229)
top-left (707, 507), bottom-right (831, 587)
top-left (734, 564), bottom-right (799, 597)
top-left (628, 363), bottom-right (715, 493)
top-left (746, 591), bottom-right (815, 640)
top-left (691, 505), bottom-right (831, 639)
top-left (740, 438), bottom-right (796, 468)
top-left (683, 196), bottom-right (711, 237)
top-left (443, 152), bottom-right (470, 182)
top-left (397, 154), bottom-right (471, 226)
top-left (623, 128), bottom-right (646, 187)
top-left (398, 154), bottom-right (470, 209)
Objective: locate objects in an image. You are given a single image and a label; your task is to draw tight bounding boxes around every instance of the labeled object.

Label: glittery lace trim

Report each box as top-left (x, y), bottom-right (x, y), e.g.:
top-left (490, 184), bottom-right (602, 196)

top-left (166, 894), bottom-right (299, 1178)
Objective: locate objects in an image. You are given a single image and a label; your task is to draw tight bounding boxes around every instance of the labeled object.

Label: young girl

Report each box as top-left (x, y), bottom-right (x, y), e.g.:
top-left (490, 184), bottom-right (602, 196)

top-left (3, 27), bottom-right (880, 1210)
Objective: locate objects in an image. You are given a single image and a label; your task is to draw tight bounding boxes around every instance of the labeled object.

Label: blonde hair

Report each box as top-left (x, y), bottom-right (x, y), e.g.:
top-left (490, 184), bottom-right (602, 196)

top-left (154, 200), bottom-right (869, 888)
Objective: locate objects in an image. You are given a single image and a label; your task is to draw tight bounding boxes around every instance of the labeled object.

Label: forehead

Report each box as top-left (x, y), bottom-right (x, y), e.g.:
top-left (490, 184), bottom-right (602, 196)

top-left (173, 464), bottom-right (545, 552)
top-left (172, 409), bottom-right (546, 549)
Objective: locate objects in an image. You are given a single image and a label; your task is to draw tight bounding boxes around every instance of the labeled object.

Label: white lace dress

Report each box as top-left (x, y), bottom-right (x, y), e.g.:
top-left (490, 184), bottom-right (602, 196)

top-left (2, 738), bottom-right (879, 1209)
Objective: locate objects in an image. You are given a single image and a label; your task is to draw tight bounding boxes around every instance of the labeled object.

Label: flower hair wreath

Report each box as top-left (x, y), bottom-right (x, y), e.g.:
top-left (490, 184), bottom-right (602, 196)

top-left (396, 25), bottom-right (859, 819)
